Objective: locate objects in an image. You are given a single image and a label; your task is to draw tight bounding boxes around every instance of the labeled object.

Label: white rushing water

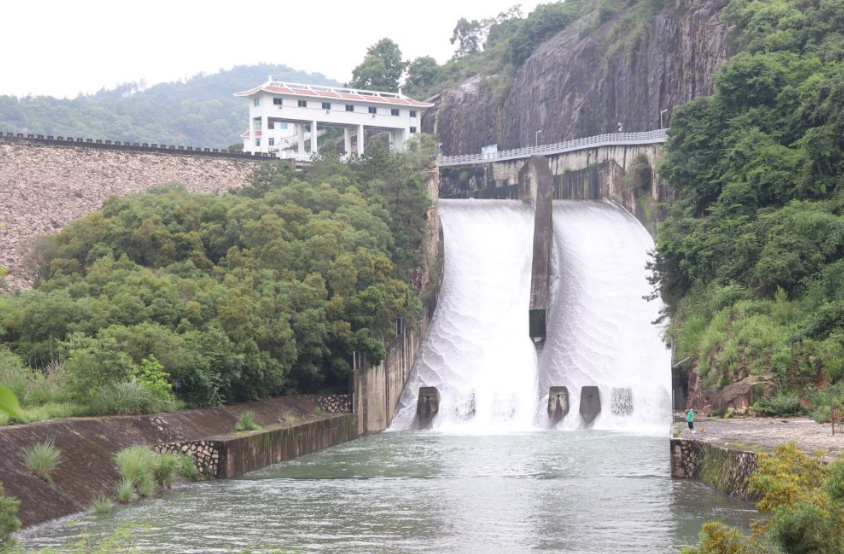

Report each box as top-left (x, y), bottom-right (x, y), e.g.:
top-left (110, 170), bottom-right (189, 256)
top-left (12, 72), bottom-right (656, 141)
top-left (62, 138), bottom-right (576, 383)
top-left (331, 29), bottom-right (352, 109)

top-left (390, 199), bottom-right (671, 432)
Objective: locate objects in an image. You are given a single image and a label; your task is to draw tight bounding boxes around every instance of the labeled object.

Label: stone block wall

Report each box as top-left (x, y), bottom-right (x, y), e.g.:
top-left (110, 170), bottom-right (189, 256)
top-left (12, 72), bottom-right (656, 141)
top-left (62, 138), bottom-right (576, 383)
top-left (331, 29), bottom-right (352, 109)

top-left (0, 138), bottom-right (262, 290)
top-left (671, 438), bottom-right (759, 500)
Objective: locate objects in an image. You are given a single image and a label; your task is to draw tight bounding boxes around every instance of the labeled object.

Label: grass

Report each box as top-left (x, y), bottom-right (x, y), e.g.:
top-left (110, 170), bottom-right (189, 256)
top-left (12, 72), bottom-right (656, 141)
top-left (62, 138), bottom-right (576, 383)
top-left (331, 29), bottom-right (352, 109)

top-left (91, 496), bottom-right (112, 514)
top-left (278, 410), bottom-right (297, 424)
top-left (234, 411), bottom-right (261, 432)
top-left (116, 479), bottom-right (134, 504)
top-left (23, 440), bottom-right (62, 484)
top-left (152, 453), bottom-right (179, 488)
top-left (114, 446), bottom-right (157, 487)
top-left (176, 454), bottom-right (200, 482)
top-left (90, 380), bottom-right (179, 416)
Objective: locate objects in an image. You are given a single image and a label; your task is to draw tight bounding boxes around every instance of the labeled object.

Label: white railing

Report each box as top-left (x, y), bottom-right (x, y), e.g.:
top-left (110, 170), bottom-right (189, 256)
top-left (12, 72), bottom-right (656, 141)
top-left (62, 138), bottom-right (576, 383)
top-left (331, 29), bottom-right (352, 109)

top-left (440, 129), bottom-right (667, 167)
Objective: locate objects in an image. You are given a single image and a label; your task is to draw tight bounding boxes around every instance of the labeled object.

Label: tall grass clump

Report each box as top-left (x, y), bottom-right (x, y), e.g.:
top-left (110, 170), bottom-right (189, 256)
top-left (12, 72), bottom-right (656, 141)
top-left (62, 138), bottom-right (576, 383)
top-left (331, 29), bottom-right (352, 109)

top-left (151, 453), bottom-right (179, 488)
top-left (233, 411), bottom-right (261, 432)
top-left (176, 454), bottom-right (200, 482)
top-left (115, 446), bottom-right (157, 486)
top-left (90, 380), bottom-right (177, 416)
top-left (23, 440), bottom-right (62, 484)
top-left (91, 496), bottom-right (112, 514)
top-left (116, 478), bottom-right (134, 504)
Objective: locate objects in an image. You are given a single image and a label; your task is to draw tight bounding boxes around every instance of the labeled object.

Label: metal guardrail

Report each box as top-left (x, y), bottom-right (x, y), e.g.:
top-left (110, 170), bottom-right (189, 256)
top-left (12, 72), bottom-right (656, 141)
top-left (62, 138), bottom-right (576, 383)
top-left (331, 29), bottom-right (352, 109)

top-left (440, 129), bottom-right (668, 167)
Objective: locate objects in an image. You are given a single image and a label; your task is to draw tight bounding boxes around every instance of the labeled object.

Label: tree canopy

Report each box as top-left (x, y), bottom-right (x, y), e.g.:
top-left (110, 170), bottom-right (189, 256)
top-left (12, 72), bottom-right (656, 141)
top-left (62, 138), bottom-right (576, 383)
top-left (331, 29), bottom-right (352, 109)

top-left (0, 137), bottom-right (437, 412)
top-left (349, 39), bottom-right (407, 92)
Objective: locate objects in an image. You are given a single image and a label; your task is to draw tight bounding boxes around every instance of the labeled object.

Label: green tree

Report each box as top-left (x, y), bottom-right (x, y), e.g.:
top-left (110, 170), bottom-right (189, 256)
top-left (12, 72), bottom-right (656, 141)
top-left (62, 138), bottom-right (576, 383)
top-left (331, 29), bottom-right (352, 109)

top-left (349, 38), bottom-right (407, 92)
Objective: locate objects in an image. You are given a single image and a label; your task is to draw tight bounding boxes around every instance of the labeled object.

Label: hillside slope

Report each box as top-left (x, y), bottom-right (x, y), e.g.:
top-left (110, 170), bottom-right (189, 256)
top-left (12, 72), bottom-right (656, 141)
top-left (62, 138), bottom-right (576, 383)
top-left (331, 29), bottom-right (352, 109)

top-left (0, 64), bottom-right (339, 148)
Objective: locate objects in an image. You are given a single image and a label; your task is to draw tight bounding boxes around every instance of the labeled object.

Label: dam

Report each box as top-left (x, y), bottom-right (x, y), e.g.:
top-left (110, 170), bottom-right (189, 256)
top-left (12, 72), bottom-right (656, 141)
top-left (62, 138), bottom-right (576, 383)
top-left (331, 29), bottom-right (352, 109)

top-left (21, 197), bottom-right (754, 553)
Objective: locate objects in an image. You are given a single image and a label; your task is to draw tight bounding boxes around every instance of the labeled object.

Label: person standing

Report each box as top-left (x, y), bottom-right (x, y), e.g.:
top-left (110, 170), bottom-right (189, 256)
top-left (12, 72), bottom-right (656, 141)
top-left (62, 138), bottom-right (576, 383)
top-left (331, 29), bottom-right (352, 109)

top-left (686, 408), bottom-right (695, 433)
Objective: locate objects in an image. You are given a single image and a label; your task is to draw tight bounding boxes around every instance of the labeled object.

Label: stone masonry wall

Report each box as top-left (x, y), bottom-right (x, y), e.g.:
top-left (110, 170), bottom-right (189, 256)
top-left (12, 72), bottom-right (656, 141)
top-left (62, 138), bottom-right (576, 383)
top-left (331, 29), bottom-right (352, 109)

top-left (0, 138), bottom-right (262, 290)
top-left (671, 438), bottom-right (759, 500)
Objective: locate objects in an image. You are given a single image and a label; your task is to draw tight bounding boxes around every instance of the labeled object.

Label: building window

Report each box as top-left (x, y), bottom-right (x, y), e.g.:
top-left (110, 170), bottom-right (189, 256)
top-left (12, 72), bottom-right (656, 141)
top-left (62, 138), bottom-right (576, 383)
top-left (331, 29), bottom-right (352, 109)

top-left (281, 122), bottom-right (289, 130)
top-left (298, 100), bottom-right (307, 107)
top-left (410, 110), bottom-right (417, 118)
top-left (256, 138), bottom-right (261, 147)
top-left (269, 138), bottom-right (275, 147)
top-left (322, 102), bottom-right (331, 110)
top-left (268, 122), bottom-right (274, 129)
top-left (391, 109), bottom-right (400, 116)
top-left (346, 104), bottom-right (354, 112)
top-left (254, 98), bottom-right (260, 107)
top-left (410, 127), bottom-right (417, 134)
top-left (368, 106), bottom-right (377, 114)
top-left (273, 98), bottom-right (282, 106)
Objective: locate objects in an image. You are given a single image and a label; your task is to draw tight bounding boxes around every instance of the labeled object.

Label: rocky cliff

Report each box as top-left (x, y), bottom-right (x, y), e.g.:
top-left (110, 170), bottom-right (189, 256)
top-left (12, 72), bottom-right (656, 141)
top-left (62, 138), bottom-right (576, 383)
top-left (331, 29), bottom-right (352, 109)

top-left (425, 0), bottom-right (734, 155)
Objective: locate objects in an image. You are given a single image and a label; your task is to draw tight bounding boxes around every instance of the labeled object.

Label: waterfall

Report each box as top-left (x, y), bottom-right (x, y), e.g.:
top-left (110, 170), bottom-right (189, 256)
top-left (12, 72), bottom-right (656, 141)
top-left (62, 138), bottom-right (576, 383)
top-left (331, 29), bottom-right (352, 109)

top-left (390, 199), bottom-right (671, 432)
top-left (536, 201), bottom-right (671, 431)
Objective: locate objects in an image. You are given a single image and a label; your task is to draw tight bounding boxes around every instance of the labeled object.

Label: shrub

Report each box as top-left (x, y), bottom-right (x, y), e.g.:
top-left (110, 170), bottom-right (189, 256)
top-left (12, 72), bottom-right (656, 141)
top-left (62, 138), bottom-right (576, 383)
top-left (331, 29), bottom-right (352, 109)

top-left (176, 454), bottom-right (200, 482)
top-left (0, 480), bottom-right (20, 544)
top-left (63, 334), bottom-right (136, 402)
top-left (755, 393), bottom-right (805, 417)
top-left (115, 479), bottom-right (134, 504)
top-left (91, 496), bottom-right (112, 514)
top-left (133, 356), bottom-right (174, 401)
top-left (234, 411), bottom-right (261, 432)
top-left (279, 410), bottom-right (296, 424)
top-left (23, 440), bottom-right (62, 484)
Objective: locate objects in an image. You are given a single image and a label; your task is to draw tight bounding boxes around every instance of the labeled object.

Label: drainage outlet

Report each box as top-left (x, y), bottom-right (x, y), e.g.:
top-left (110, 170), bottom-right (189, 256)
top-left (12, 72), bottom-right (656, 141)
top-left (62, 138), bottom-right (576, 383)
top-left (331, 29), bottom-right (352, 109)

top-left (548, 386), bottom-right (569, 423)
top-left (580, 386), bottom-right (601, 423)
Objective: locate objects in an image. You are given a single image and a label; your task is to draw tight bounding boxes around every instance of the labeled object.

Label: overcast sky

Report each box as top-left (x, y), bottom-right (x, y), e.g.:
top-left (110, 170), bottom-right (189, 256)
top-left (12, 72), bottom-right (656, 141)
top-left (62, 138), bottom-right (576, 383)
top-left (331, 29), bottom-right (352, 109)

top-left (3, 0), bottom-right (543, 98)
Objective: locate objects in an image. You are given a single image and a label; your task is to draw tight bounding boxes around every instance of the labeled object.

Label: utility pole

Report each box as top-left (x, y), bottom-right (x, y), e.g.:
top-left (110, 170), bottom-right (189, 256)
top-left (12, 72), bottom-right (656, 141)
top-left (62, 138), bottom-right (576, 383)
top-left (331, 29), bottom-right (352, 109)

top-left (535, 130), bottom-right (542, 147)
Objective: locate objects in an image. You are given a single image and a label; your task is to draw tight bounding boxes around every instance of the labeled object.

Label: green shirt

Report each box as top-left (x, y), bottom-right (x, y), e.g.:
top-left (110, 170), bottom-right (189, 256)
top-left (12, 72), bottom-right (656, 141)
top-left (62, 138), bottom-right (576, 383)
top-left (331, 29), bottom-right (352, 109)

top-left (687, 410), bottom-right (695, 423)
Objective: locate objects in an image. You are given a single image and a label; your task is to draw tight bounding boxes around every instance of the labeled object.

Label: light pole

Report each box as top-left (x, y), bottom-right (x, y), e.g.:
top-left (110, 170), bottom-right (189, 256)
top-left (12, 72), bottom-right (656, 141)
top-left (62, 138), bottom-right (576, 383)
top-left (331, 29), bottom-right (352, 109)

top-left (535, 130), bottom-right (542, 147)
top-left (660, 109), bottom-right (669, 129)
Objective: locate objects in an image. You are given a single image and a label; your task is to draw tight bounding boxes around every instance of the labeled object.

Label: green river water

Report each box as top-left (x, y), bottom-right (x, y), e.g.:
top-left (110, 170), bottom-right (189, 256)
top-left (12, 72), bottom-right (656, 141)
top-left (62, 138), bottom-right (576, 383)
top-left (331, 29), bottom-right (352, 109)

top-left (22, 430), bottom-right (755, 553)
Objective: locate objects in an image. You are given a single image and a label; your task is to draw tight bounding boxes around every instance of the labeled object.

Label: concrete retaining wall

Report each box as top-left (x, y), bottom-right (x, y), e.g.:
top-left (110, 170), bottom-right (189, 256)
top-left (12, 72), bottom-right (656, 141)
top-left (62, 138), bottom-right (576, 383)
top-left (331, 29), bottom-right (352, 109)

top-left (670, 438), bottom-right (760, 500)
top-left (0, 396), bottom-right (350, 529)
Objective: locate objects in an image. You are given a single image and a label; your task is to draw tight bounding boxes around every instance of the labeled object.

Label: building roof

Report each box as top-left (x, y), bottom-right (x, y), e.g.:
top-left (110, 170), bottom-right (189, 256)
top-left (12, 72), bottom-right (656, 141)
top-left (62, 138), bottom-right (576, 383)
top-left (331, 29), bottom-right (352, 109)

top-left (235, 80), bottom-right (434, 108)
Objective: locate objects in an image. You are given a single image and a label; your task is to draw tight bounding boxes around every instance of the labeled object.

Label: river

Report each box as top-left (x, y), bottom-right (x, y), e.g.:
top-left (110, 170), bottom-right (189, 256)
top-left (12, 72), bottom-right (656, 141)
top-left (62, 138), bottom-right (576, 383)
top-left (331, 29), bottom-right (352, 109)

top-left (23, 430), bottom-right (754, 553)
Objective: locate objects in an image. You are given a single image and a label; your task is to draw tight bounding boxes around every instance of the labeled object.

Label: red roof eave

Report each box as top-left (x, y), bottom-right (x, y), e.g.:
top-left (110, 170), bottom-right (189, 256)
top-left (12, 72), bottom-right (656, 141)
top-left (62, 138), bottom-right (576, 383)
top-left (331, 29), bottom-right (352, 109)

top-left (234, 85), bottom-right (433, 108)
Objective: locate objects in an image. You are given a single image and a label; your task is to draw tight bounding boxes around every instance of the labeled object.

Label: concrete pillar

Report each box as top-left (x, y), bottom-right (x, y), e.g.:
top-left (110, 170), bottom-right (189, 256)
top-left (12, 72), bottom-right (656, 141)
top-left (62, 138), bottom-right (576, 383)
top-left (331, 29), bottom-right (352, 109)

top-left (260, 115), bottom-right (267, 152)
top-left (248, 117), bottom-right (255, 153)
top-left (311, 121), bottom-right (318, 154)
top-left (344, 128), bottom-right (351, 156)
top-left (297, 123), bottom-right (305, 157)
top-left (357, 124), bottom-right (365, 155)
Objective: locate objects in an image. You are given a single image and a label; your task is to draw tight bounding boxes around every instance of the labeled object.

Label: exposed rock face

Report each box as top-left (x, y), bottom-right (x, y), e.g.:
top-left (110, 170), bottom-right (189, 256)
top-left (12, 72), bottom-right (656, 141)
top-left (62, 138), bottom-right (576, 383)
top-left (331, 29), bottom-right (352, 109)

top-left (425, 0), bottom-right (734, 155)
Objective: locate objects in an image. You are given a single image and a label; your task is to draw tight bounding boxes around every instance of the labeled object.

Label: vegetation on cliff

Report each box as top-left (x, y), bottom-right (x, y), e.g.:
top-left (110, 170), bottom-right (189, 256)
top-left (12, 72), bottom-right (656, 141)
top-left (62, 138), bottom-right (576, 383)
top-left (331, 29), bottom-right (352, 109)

top-left (0, 137), bottom-right (435, 419)
top-left (0, 64), bottom-right (339, 148)
top-left (653, 0), bottom-right (844, 415)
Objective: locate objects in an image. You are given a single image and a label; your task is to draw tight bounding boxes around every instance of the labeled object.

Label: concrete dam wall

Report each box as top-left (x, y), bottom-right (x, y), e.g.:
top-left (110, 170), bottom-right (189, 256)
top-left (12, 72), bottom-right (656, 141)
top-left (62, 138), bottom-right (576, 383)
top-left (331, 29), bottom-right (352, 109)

top-left (0, 137), bottom-right (263, 290)
top-left (439, 142), bottom-right (670, 233)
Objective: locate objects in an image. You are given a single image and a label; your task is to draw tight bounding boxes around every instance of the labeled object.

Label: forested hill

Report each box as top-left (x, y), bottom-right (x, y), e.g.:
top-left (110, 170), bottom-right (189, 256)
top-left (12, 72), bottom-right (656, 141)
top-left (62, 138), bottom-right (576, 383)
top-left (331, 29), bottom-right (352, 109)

top-left (654, 0), bottom-right (844, 421)
top-left (0, 64), bottom-right (340, 148)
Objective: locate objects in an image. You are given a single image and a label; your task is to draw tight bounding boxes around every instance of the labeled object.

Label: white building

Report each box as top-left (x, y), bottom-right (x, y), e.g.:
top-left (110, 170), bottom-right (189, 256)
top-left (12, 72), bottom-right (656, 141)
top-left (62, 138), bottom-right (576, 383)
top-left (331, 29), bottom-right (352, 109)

top-left (235, 79), bottom-right (433, 159)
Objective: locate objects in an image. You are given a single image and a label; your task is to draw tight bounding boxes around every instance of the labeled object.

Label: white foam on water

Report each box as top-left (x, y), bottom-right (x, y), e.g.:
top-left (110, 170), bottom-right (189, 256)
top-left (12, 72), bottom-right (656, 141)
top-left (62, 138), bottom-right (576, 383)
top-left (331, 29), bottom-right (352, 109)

top-left (536, 200), bottom-right (671, 432)
top-left (390, 200), bottom-right (539, 432)
top-left (390, 198), bottom-right (671, 433)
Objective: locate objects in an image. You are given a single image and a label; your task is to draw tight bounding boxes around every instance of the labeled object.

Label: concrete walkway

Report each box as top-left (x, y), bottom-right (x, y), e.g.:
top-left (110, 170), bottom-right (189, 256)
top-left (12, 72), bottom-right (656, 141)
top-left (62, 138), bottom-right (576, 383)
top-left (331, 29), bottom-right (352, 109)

top-left (674, 413), bottom-right (844, 460)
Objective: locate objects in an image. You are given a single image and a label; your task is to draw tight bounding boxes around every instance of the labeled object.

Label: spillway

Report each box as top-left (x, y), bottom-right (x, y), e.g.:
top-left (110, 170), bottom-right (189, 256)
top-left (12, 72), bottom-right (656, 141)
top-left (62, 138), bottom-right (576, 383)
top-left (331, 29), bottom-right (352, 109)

top-left (391, 199), bottom-right (671, 431)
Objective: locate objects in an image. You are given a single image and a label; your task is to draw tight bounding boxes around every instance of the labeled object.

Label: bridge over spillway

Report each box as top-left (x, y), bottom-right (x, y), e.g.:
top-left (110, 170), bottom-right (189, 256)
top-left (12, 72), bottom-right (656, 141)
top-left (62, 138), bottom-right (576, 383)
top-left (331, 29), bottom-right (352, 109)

top-left (437, 129), bottom-right (671, 237)
top-left (439, 129), bottom-right (667, 167)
